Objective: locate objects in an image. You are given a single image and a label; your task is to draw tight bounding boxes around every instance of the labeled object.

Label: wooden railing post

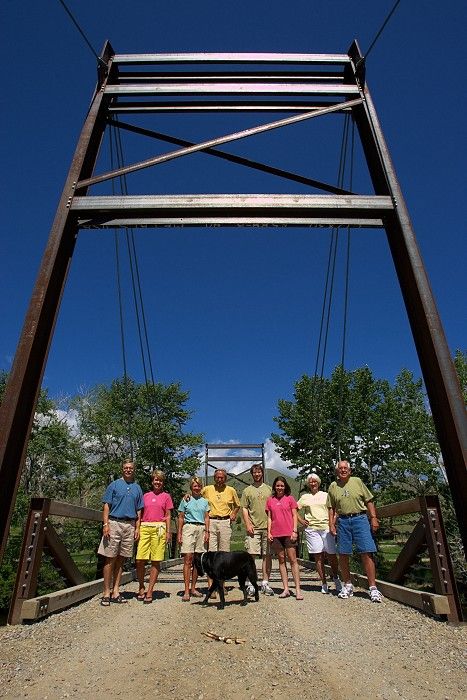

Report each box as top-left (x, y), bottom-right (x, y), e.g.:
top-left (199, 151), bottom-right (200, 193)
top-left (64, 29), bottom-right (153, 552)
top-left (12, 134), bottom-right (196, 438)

top-left (8, 498), bottom-right (50, 624)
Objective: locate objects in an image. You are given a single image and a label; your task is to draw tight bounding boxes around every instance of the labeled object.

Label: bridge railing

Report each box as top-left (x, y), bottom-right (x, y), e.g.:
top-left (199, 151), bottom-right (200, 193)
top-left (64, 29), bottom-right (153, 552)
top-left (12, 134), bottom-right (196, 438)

top-left (299, 494), bottom-right (463, 623)
top-left (8, 494), bottom-right (463, 624)
top-left (7, 497), bottom-right (180, 625)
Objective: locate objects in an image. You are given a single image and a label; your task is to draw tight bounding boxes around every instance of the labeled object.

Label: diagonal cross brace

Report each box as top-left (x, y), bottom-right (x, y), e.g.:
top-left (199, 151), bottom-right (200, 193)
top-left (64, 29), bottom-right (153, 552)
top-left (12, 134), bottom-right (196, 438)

top-left (77, 98), bottom-right (362, 189)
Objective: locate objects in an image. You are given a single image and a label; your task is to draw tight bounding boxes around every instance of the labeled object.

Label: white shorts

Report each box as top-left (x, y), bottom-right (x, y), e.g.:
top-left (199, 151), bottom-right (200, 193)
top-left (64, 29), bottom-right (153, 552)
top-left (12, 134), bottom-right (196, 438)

top-left (304, 528), bottom-right (337, 555)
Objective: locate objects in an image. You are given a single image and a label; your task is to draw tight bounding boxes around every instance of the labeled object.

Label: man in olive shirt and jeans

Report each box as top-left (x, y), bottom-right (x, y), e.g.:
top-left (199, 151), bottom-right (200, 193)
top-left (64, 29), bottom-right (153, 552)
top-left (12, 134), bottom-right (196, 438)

top-left (327, 460), bottom-right (383, 603)
top-left (241, 463), bottom-right (274, 595)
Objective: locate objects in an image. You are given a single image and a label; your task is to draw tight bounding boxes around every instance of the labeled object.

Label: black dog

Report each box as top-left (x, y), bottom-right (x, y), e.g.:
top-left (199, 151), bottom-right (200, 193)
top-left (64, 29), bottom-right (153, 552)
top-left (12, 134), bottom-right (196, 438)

top-left (193, 551), bottom-right (259, 609)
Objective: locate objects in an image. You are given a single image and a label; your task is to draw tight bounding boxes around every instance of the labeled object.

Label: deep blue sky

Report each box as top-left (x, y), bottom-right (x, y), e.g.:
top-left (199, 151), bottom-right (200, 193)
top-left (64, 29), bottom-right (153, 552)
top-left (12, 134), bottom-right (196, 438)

top-left (1, 1), bottom-right (465, 447)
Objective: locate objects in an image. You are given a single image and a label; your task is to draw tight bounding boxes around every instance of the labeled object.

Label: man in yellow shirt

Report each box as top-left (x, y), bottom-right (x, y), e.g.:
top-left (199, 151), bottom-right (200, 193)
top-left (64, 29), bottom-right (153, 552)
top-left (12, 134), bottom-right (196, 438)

top-left (203, 469), bottom-right (240, 552)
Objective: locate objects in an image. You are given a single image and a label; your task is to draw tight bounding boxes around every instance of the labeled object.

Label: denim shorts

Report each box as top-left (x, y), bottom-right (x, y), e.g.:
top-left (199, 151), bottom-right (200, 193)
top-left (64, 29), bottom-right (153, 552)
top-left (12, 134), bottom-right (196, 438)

top-left (337, 514), bottom-right (377, 554)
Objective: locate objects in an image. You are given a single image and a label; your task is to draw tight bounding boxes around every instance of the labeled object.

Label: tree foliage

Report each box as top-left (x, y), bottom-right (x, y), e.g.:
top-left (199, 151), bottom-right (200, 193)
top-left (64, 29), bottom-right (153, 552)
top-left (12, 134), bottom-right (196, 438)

top-left (72, 376), bottom-right (203, 504)
top-left (272, 365), bottom-right (442, 497)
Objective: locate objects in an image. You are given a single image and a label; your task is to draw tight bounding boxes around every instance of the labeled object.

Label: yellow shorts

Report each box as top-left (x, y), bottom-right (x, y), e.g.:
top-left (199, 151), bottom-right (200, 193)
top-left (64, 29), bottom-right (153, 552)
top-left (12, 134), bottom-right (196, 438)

top-left (136, 522), bottom-right (167, 562)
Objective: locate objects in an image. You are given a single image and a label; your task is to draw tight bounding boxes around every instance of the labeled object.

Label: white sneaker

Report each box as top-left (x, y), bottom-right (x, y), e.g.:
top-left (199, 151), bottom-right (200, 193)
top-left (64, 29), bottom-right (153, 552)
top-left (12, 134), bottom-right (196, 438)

top-left (333, 577), bottom-right (343, 593)
top-left (321, 583), bottom-right (329, 594)
top-left (369, 586), bottom-right (383, 603)
top-left (246, 583), bottom-right (256, 596)
top-left (261, 582), bottom-right (274, 596)
top-left (338, 583), bottom-right (353, 599)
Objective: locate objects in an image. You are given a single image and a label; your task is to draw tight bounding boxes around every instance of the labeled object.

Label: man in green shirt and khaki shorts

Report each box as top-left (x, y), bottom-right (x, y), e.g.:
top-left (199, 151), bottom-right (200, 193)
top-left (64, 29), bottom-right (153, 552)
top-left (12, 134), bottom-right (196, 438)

top-left (241, 463), bottom-right (274, 595)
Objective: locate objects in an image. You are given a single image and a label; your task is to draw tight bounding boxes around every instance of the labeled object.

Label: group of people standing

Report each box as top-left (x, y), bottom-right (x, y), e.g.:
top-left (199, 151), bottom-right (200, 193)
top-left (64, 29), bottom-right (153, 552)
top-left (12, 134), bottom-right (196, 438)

top-left (97, 458), bottom-right (383, 606)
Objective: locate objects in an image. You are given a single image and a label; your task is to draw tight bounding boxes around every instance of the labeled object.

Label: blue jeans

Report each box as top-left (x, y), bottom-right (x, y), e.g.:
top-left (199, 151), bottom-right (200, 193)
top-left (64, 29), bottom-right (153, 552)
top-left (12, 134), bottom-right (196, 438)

top-left (337, 514), bottom-right (376, 554)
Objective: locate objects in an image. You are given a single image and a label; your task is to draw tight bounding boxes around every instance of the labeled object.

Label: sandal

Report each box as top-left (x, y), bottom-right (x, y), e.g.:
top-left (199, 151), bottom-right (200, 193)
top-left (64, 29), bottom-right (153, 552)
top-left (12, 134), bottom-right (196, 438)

top-left (136, 592), bottom-right (146, 601)
top-left (296, 594), bottom-right (304, 601)
top-left (110, 594), bottom-right (127, 604)
top-left (100, 596), bottom-right (111, 607)
top-left (143, 596), bottom-right (153, 604)
top-left (278, 591), bottom-right (291, 598)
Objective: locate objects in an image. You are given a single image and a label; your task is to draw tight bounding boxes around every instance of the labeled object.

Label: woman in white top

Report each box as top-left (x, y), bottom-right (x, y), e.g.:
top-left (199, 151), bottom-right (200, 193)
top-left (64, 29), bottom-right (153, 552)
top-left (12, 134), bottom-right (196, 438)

top-left (297, 473), bottom-right (342, 594)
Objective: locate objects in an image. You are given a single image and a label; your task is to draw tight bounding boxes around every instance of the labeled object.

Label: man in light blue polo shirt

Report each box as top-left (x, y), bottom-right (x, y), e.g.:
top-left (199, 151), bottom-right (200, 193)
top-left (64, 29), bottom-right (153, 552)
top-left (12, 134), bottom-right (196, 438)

top-left (97, 460), bottom-right (143, 606)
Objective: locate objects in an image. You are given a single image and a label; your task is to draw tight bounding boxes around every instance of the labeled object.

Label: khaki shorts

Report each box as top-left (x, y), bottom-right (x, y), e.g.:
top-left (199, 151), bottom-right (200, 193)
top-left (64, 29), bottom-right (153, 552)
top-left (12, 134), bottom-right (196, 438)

top-left (208, 519), bottom-right (232, 552)
top-left (97, 519), bottom-right (135, 559)
top-left (245, 529), bottom-right (270, 556)
top-left (181, 523), bottom-right (206, 554)
top-left (136, 522), bottom-right (167, 562)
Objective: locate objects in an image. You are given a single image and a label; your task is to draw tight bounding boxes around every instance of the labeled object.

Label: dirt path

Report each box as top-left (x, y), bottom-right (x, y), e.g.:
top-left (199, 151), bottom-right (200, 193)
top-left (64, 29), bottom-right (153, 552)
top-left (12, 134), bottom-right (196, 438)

top-left (1, 565), bottom-right (466, 699)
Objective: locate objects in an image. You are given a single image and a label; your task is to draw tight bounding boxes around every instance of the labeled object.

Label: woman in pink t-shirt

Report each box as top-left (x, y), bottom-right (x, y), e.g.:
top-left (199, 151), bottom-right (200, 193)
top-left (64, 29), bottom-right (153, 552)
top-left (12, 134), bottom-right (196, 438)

top-left (266, 477), bottom-right (303, 600)
top-left (136, 470), bottom-right (173, 603)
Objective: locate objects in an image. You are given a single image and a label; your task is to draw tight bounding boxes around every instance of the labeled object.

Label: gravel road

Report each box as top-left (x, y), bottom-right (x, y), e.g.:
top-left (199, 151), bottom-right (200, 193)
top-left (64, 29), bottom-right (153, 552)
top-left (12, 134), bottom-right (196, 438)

top-left (1, 564), bottom-right (466, 699)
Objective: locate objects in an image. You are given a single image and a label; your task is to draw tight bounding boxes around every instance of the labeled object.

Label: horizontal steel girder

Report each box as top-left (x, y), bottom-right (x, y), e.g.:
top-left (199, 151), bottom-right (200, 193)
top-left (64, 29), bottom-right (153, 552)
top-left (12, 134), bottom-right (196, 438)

top-left (104, 83), bottom-right (359, 96)
top-left (71, 194), bottom-right (391, 228)
top-left (108, 101), bottom-right (350, 114)
top-left (113, 53), bottom-right (351, 65)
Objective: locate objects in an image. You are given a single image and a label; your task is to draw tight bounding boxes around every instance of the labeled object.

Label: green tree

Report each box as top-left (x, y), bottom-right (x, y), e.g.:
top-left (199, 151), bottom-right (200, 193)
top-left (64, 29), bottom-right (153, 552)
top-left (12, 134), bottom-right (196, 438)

top-left (453, 349), bottom-right (466, 402)
top-left (72, 377), bottom-right (203, 504)
top-left (0, 373), bottom-right (86, 610)
top-left (272, 365), bottom-right (442, 498)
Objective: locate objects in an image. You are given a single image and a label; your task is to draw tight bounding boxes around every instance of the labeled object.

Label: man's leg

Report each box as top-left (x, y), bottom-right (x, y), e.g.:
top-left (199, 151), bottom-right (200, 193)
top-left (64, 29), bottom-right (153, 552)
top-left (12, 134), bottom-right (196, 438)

top-left (339, 553), bottom-right (351, 584)
top-left (264, 552), bottom-right (272, 581)
top-left (111, 555), bottom-right (125, 598)
top-left (102, 556), bottom-right (115, 598)
top-left (327, 553), bottom-right (340, 579)
top-left (361, 552), bottom-right (376, 587)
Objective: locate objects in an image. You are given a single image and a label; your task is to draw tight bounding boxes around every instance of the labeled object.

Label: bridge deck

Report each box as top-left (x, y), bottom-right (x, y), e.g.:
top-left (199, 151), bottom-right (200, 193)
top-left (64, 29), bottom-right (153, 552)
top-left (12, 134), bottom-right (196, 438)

top-left (1, 562), bottom-right (465, 699)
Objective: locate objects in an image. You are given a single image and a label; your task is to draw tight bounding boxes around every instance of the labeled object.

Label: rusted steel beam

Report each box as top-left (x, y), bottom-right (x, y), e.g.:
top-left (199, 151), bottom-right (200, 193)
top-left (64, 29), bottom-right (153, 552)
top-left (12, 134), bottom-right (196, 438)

top-left (206, 456), bottom-right (266, 462)
top-left (8, 498), bottom-right (50, 625)
top-left (78, 216), bottom-right (384, 229)
top-left (113, 52), bottom-right (351, 65)
top-left (104, 82), bottom-right (359, 96)
top-left (71, 194), bottom-right (391, 220)
top-left (348, 40), bottom-right (467, 559)
top-left (420, 495), bottom-right (463, 623)
top-left (206, 443), bottom-right (263, 449)
top-left (387, 518), bottom-right (426, 584)
top-left (77, 98), bottom-right (362, 189)
top-left (117, 70), bottom-right (345, 82)
top-left (44, 521), bottom-right (86, 587)
top-left (0, 42), bottom-right (115, 563)
top-left (109, 100), bottom-right (350, 113)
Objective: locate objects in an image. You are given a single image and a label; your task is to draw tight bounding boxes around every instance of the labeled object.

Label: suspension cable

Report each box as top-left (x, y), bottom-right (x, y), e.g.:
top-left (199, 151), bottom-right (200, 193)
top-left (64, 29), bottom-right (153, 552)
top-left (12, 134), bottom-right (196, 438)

top-left (109, 119), bottom-right (163, 466)
top-left (365, 0), bottom-right (402, 61)
top-left (336, 121), bottom-right (355, 460)
top-left (110, 127), bottom-right (134, 459)
top-left (56, 0), bottom-right (107, 69)
top-left (305, 113), bottom-right (352, 472)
